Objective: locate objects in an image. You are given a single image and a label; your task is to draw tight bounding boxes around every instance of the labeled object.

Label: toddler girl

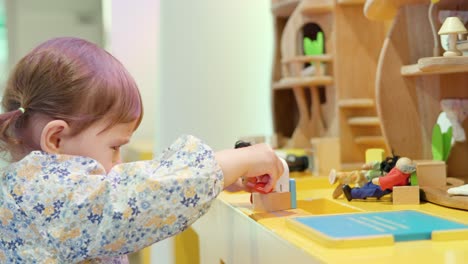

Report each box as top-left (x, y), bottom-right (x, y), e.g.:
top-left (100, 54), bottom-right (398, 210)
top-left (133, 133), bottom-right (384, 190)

top-left (0, 37), bottom-right (283, 263)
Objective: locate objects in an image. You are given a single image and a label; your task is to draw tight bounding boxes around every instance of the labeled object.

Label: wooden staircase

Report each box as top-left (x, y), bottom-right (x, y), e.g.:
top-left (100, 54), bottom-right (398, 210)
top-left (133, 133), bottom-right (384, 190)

top-left (339, 99), bottom-right (386, 146)
top-left (338, 98), bottom-right (389, 170)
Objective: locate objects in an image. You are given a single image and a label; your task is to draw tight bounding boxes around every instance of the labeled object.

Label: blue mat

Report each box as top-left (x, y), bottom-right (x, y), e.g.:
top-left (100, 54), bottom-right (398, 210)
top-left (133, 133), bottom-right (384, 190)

top-left (292, 210), bottom-right (468, 241)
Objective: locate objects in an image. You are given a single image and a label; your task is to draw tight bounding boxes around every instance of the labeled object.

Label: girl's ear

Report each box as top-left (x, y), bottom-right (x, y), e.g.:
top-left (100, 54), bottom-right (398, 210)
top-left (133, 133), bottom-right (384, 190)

top-left (40, 120), bottom-right (70, 153)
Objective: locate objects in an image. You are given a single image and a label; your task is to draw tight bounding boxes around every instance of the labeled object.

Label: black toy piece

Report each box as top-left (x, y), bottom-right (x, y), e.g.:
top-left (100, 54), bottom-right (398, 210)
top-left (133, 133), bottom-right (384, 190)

top-left (234, 140), bottom-right (251, 149)
top-left (380, 151), bottom-right (400, 174)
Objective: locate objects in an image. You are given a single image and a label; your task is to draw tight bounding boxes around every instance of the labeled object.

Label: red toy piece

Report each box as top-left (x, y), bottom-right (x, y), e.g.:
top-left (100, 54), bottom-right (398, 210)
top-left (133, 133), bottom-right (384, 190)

top-left (245, 175), bottom-right (273, 203)
top-left (245, 174), bottom-right (273, 194)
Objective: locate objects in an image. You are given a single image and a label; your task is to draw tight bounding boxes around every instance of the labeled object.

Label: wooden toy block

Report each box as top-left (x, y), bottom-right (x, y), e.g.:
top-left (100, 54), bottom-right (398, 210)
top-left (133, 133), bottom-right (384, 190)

top-left (392, 186), bottom-right (420, 205)
top-left (365, 148), bottom-right (385, 163)
top-left (252, 192), bottom-right (291, 212)
top-left (310, 137), bottom-right (341, 176)
top-left (289, 179), bottom-right (297, 209)
top-left (414, 160), bottom-right (447, 187)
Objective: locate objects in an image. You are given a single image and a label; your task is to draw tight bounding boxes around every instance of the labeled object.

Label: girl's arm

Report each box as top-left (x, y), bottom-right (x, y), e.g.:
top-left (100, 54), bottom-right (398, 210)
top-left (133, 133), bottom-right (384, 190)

top-left (7, 135), bottom-right (281, 262)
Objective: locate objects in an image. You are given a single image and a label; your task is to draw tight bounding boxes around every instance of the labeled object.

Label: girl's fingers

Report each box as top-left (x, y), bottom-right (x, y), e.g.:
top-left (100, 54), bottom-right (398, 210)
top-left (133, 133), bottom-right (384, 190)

top-left (258, 175), bottom-right (270, 183)
top-left (262, 179), bottom-right (276, 193)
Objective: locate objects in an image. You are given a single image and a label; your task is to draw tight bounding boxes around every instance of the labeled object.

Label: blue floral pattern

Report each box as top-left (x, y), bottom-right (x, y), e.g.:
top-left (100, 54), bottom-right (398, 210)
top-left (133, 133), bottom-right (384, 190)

top-left (0, 135), bottom-right (224, 263)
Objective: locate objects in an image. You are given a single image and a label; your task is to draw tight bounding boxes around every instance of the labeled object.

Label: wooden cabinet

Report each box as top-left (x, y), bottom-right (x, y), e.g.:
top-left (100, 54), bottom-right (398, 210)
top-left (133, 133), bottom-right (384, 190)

top-left (368, 0), bottom-right (468, 180)
top-left (270, 0), bottom-right (388, 170)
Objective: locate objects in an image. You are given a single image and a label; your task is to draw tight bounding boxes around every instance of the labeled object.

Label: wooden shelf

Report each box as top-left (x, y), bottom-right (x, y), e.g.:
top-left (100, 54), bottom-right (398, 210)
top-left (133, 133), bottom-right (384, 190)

top-left (272, 76), bottom-right (333, 89)
top-left (347, 116), bottom-right (380, 126)
top-left (364, 0), bottom-right (427, 21)
top-left (354, 136), bottom-right (386, 145)
top-left (271, 0), bottom-right (300, 17)
top-left (338, 98), bottom-right (374, 108)
top-left (282, 54), bottom-right (333, 64)
top-left (301, 1), bottom-right (334, 15)
top-left (337, 0), bottom-right (366, 5)
top-left (401, 56), bottom-right (468, 76)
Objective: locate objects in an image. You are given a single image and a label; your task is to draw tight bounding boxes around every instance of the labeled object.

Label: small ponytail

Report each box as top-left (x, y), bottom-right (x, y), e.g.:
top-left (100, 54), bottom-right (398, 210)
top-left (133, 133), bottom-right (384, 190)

top-left (0, 108), bottom-right (26, 157)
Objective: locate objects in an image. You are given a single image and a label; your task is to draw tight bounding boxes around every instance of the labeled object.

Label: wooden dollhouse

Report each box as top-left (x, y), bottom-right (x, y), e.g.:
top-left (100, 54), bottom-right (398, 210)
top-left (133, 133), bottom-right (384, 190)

top-left (270, 0), bottom-right (389, 170)
top-left (365, 0), bottom-right (468, 177)
top-left (364, 0), bottom-right (468, 209)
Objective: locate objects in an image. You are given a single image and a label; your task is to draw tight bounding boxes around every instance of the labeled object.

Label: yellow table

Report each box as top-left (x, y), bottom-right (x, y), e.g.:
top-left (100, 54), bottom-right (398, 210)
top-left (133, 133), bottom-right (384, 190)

top-left (185, 176), bottom-right (468, 264)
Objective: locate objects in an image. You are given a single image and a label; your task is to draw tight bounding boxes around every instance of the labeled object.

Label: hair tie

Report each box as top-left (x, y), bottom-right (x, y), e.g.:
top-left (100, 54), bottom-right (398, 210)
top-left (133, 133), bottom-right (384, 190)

top-left (18, 107), bottom-right (25, 114)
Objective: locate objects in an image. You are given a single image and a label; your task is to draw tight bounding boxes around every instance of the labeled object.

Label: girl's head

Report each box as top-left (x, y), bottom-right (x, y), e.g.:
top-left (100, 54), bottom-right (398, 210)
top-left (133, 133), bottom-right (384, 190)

top-left (0, 37), bottom-right (143, 167)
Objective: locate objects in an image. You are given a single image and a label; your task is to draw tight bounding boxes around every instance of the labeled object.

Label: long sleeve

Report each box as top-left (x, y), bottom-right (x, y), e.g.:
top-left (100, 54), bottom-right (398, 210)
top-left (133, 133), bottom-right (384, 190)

top-left (0, 135), bottom-right (223, 263)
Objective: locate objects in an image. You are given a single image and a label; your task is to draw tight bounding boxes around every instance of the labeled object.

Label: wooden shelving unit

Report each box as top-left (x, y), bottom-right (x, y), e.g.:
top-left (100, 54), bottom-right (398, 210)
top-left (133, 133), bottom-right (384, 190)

top-left (339, 97), bottom-right (384, 149)
top-left (401, 56), bottom-right (468, 76)
top-left (301, 2), bottom-right (335, 15)
top-left (271, 0), bottom-right (300, 17)
top-left (364, 0), bottom-right (427, 20)
top-left (338, 98), bottom-right (374, 108)
top-left (354, 135), bottom-right (386, 145)
top-left (348, 116), bottom-right (381, 126)
top-left (272, 76), bottom-right (333, 89)
top-left (337, 0), bottom-right (366, 5)
top-left (281, 54), bottom-right (333, 64)
top-left (270, 0), bottom-right (387, 169)
top-left (273, 54), bottom-right (334, 90)
top-left (367, 0), bottom-right (468, 210)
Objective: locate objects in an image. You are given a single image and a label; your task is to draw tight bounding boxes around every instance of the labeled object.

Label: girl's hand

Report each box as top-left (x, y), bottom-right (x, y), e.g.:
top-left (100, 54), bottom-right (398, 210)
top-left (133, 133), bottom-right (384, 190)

top-left (215, 143), bottom-right (284, 192)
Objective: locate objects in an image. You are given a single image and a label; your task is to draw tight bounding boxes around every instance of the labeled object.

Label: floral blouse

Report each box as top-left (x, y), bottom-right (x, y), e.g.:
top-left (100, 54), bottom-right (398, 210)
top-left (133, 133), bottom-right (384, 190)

top-left (0, 135), bottom-right (224, 263)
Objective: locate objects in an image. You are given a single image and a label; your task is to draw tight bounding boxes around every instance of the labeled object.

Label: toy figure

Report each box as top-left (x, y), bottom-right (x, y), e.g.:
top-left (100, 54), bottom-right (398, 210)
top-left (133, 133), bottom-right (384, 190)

top-left (329, 169), bottom-right (367, 199)
top-left (342, 157), bottom-right (415, 201)
top-left (329, 155), bottom-right (400, 199)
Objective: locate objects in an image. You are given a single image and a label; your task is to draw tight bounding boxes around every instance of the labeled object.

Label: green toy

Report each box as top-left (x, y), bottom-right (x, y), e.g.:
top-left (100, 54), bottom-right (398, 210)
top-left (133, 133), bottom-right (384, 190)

top-left (303, 31), bottom-right (324, 56)
top-left (432, 123), bottom-right (452, 162)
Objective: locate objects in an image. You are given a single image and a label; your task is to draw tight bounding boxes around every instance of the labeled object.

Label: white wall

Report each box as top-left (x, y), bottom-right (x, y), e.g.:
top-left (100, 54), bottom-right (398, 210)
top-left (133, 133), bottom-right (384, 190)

top-left (4, 0), bottom-right (274, 152)
top-left (5, 1), bottom-right (274, 263)
top-left (5, 0), bottom-right (103, 70)
top-left (1, 0), bottom-right (103, 167)
top-left (154, 1), bottom-right (273, 263)
top-left (4, 0), bottom-right (158, 149)
top-left (157, 0), bottom-right (274, 151)
top-left (108, 0), bottom-right (158, 144)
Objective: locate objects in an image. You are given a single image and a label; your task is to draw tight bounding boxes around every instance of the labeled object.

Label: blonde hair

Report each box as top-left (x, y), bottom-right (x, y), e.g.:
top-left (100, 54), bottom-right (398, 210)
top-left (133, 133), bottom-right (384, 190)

top-left (0, 37), bottom-right (143, 160)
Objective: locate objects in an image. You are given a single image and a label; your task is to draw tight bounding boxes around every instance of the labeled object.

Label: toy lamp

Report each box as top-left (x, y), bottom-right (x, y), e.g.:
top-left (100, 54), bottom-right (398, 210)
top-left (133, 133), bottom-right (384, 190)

top-left (438, 16), bottom-right (467, 57)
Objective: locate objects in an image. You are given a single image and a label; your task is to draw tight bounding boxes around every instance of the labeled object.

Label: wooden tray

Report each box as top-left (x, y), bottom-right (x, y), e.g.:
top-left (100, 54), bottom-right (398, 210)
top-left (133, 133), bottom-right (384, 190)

top-left (421, 177), bottom-right (468, 211)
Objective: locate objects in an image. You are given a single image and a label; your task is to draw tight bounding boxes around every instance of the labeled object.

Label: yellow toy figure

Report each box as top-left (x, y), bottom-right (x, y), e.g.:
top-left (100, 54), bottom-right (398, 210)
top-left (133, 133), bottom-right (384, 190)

top-left (328, 164), bottom-right (373, 199)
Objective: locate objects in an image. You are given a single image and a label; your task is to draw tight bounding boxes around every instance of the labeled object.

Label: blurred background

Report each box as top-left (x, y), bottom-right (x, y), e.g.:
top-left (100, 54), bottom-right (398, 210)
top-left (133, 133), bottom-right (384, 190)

top-left (1, 0), bottom-right (274, 263)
